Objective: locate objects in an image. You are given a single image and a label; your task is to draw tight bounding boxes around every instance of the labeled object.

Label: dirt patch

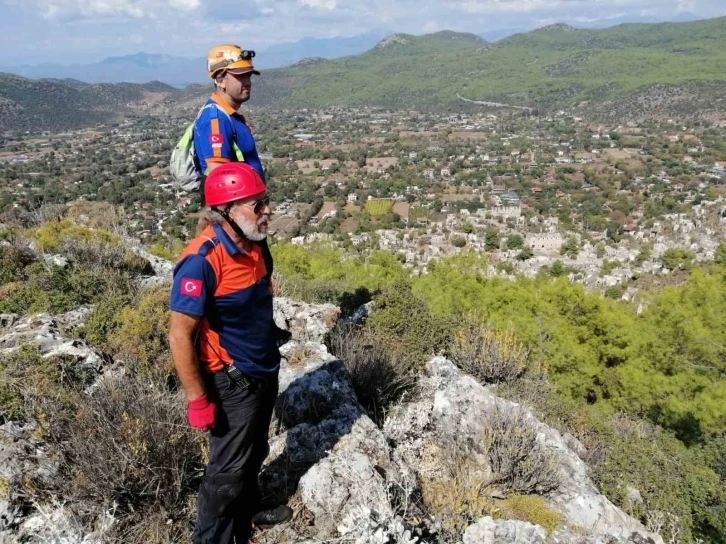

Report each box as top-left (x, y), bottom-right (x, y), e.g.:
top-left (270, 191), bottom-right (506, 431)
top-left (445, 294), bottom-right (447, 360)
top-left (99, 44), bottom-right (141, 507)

top-left (392, 202), bottom-right (410, 220)
top-left (340, 218), bottom-right (358, 233)
top-left (448, 131), bottom-right (490, 141)
top-left (269, 216), bottom-right (299, 235)
top-left (316, 201), bottom-right (337, 218)
top-left (603, 148), bottom-right (636, 160)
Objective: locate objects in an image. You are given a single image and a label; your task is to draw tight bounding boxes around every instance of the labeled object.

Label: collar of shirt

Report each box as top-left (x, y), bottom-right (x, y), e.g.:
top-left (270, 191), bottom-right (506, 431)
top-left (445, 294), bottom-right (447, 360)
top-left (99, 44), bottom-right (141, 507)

top-left (210, 93), bottom-right (249, 128)
top-left (210, 93), bottom-right (238, 117)
top-left (212, 222), bottom-right (250, 257)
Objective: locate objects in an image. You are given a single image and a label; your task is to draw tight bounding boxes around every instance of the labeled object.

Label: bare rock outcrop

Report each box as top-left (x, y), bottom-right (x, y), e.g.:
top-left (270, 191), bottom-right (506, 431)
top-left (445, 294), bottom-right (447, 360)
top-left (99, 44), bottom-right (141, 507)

top-left (463, 516), bottom-right (547, 544)
top-left (383, 357), bottom-right (663, 544)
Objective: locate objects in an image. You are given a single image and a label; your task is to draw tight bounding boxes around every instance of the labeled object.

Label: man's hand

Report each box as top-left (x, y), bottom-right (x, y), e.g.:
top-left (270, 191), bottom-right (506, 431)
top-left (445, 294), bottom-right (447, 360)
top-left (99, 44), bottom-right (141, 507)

top-left (188, 394), bottom-right (217, 431)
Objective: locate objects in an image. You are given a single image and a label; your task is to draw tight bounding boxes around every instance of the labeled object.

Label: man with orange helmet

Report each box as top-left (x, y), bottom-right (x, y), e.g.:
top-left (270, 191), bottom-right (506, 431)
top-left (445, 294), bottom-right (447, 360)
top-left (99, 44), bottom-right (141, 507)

top-left (169, 163), bottom-right (292, 543)
top-left (194, 44), bottom-right (274, 282)
top-left (194, 45), bottom-right (263, 179)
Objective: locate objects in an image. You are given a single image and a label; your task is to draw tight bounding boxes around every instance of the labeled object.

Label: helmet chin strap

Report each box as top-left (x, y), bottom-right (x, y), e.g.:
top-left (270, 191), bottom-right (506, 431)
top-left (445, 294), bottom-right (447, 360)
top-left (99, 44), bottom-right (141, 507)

top-left (218, 206), bottom-right (251, 243)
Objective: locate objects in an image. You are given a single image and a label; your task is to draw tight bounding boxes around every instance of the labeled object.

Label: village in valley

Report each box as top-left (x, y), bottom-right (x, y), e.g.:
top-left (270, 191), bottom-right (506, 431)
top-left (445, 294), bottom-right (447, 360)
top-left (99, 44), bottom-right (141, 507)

top-left (2, 104), bottom-right (726, 299)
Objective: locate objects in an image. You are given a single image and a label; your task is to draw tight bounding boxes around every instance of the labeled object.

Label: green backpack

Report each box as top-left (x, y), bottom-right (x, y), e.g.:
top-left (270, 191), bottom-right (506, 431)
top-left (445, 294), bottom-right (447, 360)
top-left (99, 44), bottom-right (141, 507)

top-left (170, 103), bottom-right (244, 192)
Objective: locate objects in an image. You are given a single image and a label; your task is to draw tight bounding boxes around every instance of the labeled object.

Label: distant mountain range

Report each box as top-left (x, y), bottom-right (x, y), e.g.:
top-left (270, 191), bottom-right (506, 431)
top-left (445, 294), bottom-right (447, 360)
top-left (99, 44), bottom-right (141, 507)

top-left (0, 31), bottom-right (391, 87)
top-left (0, 15), bottom-right (706, 87)
top-left (2, 17), bottom-right (725, 132)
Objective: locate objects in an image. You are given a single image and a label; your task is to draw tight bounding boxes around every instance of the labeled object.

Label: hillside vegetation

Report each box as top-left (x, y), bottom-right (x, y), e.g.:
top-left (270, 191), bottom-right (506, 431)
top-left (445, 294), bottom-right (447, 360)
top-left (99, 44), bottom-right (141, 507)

top-left (273, 243), bottom-right (726, 542)
top-left (241, 18), bottom-right (726, 114)
top-left (3, 18), bottom-right (725, 132)
top-left (0, 74), bottom-right (176, 132)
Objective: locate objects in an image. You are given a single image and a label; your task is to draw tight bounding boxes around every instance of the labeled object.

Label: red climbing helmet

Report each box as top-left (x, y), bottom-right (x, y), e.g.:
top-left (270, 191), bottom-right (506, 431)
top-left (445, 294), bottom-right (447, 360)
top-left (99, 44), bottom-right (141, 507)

top-left (204, 163), bottom-right (265, 207)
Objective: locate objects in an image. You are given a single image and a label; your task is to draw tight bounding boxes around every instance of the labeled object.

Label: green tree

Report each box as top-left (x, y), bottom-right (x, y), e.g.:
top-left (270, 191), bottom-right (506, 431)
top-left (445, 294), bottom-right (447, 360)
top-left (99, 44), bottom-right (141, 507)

top-left (550, 260), bottom-right (566, 277)
top-left (507, 234), bottom-right (524, 250)
top-left (560, 237), bottom-right (580, 259)
top-left (485, 228), bottom-right (500, 251)
top-left (452, 236), bottom-right (467, 248)
top-left (517, 246), bottom-right (534, 261)
top-left (661, 248), bottom-right (695, 271)
top-left (635, 244), bottom-right (653, 266)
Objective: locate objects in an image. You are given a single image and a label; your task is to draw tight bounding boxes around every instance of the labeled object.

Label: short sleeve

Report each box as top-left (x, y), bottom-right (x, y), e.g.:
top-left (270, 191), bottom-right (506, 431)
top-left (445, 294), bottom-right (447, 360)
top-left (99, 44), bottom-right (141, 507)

top-left (170, 255), bottom-right (217, 316)
top-left (194, 108), bottom-right (236, 166)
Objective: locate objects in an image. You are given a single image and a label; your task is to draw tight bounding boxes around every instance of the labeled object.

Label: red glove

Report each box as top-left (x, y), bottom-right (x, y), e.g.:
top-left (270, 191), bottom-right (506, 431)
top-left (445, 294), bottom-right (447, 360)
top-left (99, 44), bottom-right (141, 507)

top-left (187, 394), bottom-right (217, 431)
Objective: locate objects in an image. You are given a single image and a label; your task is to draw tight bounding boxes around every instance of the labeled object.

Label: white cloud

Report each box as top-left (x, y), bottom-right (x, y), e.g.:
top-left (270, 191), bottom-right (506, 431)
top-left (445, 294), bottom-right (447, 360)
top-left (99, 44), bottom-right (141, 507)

top-left (300, 0), bottom-right (337, 10)
top-left (29, 0), bottom-right (199, 19)
top-left (42, 0), bottom-right (147, 18)
top-left (168, 0), bottom-right (200, 11)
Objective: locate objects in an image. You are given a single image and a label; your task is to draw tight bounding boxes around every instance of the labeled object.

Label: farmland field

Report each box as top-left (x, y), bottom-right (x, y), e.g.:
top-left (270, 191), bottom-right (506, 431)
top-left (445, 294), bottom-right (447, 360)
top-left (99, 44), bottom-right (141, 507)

top-left (364, 199), bottom-right (394, 216)
top-left (409, 207), bottom-right (432, 221)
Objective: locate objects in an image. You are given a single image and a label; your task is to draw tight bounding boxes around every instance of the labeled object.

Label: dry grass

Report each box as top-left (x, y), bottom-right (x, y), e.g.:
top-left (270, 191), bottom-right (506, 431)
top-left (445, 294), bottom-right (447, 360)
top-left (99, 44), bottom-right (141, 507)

top-left (482, 408), bottom-right (560, 495)
top-left (284, 342), bottom-right (317, 367)
top-left (449, 318), bottom-right (532, 385)
top-left (420, 452), bottom-right (497, 536)
top-left (325, 324), bottom-right (416, 427)
top-left (7, 352), bottom-right (204, 544)
top-left (497, 495), bottom-right (563, 534)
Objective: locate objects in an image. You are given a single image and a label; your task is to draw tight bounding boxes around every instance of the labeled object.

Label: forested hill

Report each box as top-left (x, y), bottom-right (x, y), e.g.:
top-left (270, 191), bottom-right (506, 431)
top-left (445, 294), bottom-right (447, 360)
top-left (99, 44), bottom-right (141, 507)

top-left (3, 17), bottom-right (726, 133)
top-left (240, 17), bottom-right (726, 114)
top-left (0, 74), bottom-right (176, 132)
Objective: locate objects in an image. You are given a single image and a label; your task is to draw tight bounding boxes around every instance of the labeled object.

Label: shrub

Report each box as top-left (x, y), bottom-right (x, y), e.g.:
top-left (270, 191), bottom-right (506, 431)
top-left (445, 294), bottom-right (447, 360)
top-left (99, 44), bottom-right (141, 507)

top-left (420, 452), bottom-right (497, 536)
top-left (27, 203), bottom-right (68, 226)
top-left (497, 495), bottom-right (562, 534)
top-left (0, 263), bottom-right (132, 316)
top-left (325, 324), bottom-right (416, 426)
top-left (83, 289), bottom-right (135, 350)
top-left (33, 371), bottom-right (203, 542)
top-left (147, 240), bottom-right (185, 262)
top-left (367, 281), bottom-right (454, 368)
top-left (450, 318), bottom-right (532, 384)
top-left (65, 201), bottom-right (120, 230)
top-left (451, 236), bottom-right (467, 248)
top-left (33, 220), bottom-right (118, 252)
top-left (481, 408), bottom-right (559, 495)
top-left (58, 237), bottom-right (151, 275)
top-left (500, 376), bottom-right (726, 544)
top-left (108, 286), bottom-right (172, 376)
top-left (0, 344), bottom-right (90, 424)
top-left (0, 242), bottom-right (35, 285)
top-left (604, 284), bottom-right (625, 300)
top-left (31, 221), bottom-right (151, 275)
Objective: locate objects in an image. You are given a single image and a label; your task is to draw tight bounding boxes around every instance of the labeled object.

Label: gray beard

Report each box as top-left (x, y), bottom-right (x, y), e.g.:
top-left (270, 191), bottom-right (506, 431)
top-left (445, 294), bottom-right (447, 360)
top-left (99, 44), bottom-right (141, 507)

top-left (235, 215), bottom-right (267, 241)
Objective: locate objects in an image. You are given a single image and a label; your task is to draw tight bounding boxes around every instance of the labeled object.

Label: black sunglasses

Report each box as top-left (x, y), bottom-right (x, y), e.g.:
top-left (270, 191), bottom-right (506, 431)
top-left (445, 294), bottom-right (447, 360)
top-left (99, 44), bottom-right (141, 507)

top-left (239, 195), bottom-right (270, 215)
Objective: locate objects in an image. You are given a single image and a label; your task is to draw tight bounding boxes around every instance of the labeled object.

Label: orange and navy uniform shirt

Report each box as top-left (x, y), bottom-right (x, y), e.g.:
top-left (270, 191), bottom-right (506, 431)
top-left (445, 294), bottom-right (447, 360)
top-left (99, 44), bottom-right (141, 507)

top-left (169, 223), bottom-right (279, 377)
top-left (192, 93), bottom-right (265, 180)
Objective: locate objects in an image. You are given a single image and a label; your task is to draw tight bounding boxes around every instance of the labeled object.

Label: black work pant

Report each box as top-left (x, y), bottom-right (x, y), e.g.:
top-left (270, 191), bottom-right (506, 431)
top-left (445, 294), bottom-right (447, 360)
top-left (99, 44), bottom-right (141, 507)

top-left (194, 371), bottom-right (278, 544)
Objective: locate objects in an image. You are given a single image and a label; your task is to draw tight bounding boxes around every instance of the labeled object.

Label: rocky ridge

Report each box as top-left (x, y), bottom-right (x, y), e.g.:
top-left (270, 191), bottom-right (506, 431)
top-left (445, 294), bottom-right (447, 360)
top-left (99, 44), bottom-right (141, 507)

top-left (1, 291), bottom-right (664, 543)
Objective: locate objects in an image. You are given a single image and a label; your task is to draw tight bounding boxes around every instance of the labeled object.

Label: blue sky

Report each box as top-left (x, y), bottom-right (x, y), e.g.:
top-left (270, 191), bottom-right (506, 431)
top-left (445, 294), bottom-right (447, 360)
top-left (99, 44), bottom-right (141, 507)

top-left (0, 0), bottom-right (724, 65)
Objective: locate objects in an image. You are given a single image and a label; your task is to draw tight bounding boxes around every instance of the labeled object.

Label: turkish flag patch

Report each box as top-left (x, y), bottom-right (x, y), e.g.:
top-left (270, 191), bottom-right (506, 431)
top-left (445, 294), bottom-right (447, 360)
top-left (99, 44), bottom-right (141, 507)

top-left (180, 278), bottom-right (203, 297)
top-left (209, 134), bottom-right (224, 145)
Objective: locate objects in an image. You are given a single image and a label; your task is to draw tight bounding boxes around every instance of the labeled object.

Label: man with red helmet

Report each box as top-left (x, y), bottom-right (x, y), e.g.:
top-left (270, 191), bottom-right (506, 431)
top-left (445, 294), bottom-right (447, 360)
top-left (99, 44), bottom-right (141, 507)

top-left (169, 163), bottom-right (292, 543)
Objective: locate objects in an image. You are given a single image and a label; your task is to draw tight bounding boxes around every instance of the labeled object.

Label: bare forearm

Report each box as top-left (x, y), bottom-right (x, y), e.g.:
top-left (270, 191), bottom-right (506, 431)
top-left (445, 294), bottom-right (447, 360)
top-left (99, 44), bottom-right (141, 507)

top-left (170, 333), bottom-right (206, 401)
